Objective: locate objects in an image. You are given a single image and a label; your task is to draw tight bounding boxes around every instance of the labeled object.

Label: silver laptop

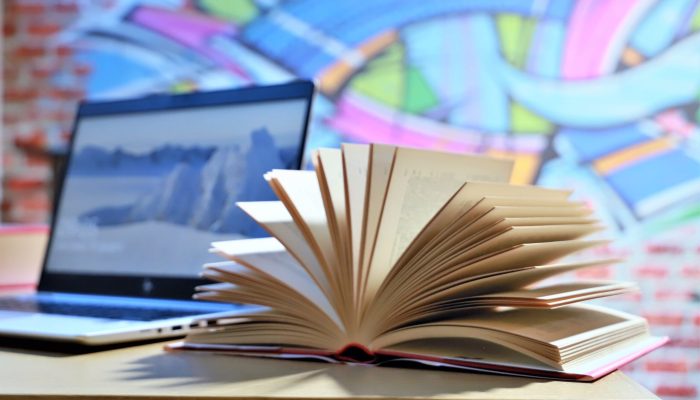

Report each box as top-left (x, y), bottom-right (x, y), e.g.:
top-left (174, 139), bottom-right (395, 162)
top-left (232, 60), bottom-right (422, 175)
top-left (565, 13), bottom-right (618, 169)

top-left (0, 81), bottom-right (314, 345)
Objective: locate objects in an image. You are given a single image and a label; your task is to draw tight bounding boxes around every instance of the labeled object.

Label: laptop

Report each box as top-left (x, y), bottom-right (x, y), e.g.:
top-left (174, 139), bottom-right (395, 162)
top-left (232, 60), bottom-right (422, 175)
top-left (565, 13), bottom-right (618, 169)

top-left (0, 80), bottom-right (315, 345)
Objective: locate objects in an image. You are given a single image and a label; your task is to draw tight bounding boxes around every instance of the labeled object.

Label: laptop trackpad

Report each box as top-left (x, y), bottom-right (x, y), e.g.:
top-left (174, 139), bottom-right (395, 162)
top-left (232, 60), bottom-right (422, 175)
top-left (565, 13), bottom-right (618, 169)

top-left (0, 312), bottom-right (140, 336)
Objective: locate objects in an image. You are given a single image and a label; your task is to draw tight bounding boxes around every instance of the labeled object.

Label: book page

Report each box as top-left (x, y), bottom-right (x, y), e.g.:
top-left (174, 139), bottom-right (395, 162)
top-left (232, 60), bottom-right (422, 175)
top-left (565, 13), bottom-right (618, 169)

top-left (451, 305), bottom-right (640, 347)
top-left (198, 268), bottom-right (312, 324)
top-left (399, 182), bottom-right (571, 265)
top-left (185, 311), bottom-right (346, 350)
top-left (441, 224), bottom-right (602, 272)
top-left (433, 258), bottom-right (622, 299)
top-left (421, 199), bottom-right (590, 260)
top-left (197, 263), bottom-right (316, 323)
top-left (313, 149), bottom-right (352, 307)
top-left (198, 268), bottom-right (270, 311)
top-left (384, 281), bottom-right (635, 330)
top-left (314, 148), bottom-right (350, 266)
top-left (374, 239), bottom-right (607, 321)
top-left (441, 239), bottom-right (607, 281)
top-left (371, 305), bottom-right (646, 367)
top-left (265, 170), bottom-right (339, 288)
top-left (359, 144), bottom-right (396, 300)
top-left (384, 337), bottom-right (555, 369)
top-left (471, 281), bottom-right (636, 305)
top-left (490, 281), bottom-right (634, 301)
top-left (342, 143), bottom-right (371, 303)
top-left (209, 238), bottom-right (342, 329)
top-left (237, 201), bottom-right (331, 295)
top-left (409, 281), bottom-right (635, 313)
top-left (396, 222), bottom-right (600, 297)
top-left (396, 199), bottom-right (591, 283)
top-left (364, 148), bottom-right (513, 304)
top-left (373, 258), bottom-right (622, 331)
top-left (440, 216), bottom-right (597, 263)
top-left (211, 236), bottom-right (286, 255)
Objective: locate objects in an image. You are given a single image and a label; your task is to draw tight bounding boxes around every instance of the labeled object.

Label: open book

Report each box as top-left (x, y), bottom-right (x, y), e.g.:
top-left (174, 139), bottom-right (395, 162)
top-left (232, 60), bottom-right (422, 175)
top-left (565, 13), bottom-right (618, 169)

top-left (168, 144), bottom-right (666, 381)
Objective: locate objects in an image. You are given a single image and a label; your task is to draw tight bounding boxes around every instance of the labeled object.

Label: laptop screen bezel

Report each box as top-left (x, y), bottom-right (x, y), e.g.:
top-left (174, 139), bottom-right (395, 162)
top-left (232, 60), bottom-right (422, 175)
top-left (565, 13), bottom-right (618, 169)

top-left (38, 80), bottom-right (315, 300)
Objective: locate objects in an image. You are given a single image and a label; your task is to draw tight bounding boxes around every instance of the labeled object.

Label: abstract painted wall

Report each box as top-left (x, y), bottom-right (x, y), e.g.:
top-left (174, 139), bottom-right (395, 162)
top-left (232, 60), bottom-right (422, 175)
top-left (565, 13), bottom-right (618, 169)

top-left (9, 0), bottom-right (700, 396)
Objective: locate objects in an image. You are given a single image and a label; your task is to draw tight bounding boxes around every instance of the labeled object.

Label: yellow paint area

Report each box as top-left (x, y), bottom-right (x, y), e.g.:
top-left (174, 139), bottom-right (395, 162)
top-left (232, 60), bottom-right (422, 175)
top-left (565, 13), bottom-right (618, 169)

top-left (487, 150), bottom-right (541, 185)
top-left (318, 30), bottom-right (398, 95)
top-left (622, 47), bottom-right (644, 66)
top-left (593, 137), bottom-right (674, 174)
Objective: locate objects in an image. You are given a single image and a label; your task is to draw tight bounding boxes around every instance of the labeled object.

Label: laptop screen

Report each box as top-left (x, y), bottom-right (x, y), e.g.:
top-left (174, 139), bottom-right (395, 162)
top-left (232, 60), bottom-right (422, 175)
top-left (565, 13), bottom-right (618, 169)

top-left (40, 81), bottom-right (313, 297)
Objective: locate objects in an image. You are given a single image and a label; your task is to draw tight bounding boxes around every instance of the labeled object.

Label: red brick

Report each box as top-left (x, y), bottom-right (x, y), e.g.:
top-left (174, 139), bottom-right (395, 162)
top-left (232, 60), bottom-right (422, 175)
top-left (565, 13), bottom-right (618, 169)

top-left (643, 312), bottom-right (684, 326)
top-left (18, 195), bottom-right (51, 211)
top-left (4, 87), bottom-right (40, 102)
top-left (55, 45), bottom-right (74, 57)
top-left (4, 178), bottom-right (46, 191)
top-left (53, 1), bottom-right (80, 13)
top-left (634, 265), bottom-right (669, 279)
top-left (4, 22), bottom-right (17, 36)
top-left (49, 87), bottom-right (85, 100)
top-left (588, 245), bottom-right (629, 258)
top-left (13, 132), bottom-right (46, 150)
top-left (646, 360), bottom-right (689, 373)
top-left (60, 130), bottom-right (72, 142)
top-left (13, 45), bottom-right (47, 59)
top-left (646, 243), bottom-right (684, 254)
top-left (0, 199), bottom-right (10, 214)
top-left (668, 337), bottom-right (700, 348)
top-left (23, 108), bottom-right (42, 123)
top-left (655, 385), bottom-right (697, 398)
top-left (73, 63), bottom-right (93, 76)
top-left (575, 266), bottom-right (613, 279)
top-left (655, 288), bottom-right (693, 301)
top-left (9, 2), bottom-right (47, 15)
top-left (5, 205), bottom-right (51, 224)
top-left (30, 68), bottom-right (54, 80)
top-left (25, 155), bottom-right (50, 168)
top-left (621, 363), bottom-right (636, 372)
top-left (4, 65), bottom-right (21, 81)
top-left (42, 110), bottom-right (75, 123)
top-left (616, 291), bottom-right (642, 302)
top-left (3, 113), bottom-right (23, 125)
top-left (27, 22), bottom-right (62, 36)
top-left (682, 265), bottom-right (700, 278)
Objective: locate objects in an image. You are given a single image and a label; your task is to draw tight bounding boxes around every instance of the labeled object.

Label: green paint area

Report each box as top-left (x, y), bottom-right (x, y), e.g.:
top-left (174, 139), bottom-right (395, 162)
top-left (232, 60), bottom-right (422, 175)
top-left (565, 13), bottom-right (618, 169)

top-left (351, 45), bottom-right (438, 114)
top-left (691, 4), bottom-right (700, 31)
top-left (404, 68), bottom-right (438, 114)
top-left (511, 103), bottom-right (553, 134)
top-left (647, 203), bottom-right (700, 234)
top-left (351, 45), bottom-right (406, 109)
top-left (198, 0), bottom-right (258, 24)
top-left (497, 14), bottom-right (535, 68)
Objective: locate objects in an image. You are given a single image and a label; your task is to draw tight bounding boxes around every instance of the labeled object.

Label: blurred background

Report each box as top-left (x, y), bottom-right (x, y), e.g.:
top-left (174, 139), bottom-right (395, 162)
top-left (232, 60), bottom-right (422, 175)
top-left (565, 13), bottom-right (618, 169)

top-left (1, 0), bottom-right (699, 397)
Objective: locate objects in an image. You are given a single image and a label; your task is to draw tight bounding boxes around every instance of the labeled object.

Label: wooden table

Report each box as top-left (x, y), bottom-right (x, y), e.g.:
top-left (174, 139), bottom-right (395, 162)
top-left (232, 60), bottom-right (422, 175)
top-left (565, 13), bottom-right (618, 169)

top-left (0, 340), bottom-right (658, 399)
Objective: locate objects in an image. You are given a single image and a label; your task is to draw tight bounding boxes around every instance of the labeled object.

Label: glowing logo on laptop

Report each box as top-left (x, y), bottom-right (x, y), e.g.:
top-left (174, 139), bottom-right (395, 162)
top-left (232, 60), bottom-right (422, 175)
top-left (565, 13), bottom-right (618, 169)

top-left (142, 278), bottom-right (154, 295)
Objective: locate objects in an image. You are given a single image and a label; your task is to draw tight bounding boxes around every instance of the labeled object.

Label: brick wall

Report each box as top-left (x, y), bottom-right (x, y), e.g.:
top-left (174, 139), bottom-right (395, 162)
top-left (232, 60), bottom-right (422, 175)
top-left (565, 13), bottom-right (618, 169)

top-left (1, 0), bottom-right (90, 223)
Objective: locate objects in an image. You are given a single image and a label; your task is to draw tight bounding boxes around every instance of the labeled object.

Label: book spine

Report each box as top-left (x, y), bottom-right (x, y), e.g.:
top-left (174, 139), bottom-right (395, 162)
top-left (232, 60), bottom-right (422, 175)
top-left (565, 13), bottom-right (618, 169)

top-left (334, 343), bottom-right (376, 363)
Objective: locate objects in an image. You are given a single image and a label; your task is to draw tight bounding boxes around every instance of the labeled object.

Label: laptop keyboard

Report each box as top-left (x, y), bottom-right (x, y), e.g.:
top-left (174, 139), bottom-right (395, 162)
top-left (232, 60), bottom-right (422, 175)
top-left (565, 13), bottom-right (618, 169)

top-left (0, 297), bottom-right (206, 321)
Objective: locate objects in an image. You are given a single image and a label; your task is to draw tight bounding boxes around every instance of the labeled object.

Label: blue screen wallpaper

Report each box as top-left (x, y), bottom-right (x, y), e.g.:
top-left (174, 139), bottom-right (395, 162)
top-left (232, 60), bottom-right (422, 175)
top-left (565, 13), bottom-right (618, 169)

top-left (46, 100), bottom-right (308, 277)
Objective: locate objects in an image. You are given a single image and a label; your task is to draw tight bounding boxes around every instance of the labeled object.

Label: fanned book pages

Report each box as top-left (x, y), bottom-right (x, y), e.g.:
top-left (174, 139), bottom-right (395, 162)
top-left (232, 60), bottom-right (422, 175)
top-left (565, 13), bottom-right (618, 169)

top-left (167, 144), bottom-right (666, 381)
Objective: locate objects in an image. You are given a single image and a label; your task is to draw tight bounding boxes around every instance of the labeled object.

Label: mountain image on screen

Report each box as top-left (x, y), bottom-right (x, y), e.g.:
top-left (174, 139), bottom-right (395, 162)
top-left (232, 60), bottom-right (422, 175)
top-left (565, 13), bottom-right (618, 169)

top-left (71, 144), bottom-right (216, 176)
top-left (78, 127), bottom-right (288, 236)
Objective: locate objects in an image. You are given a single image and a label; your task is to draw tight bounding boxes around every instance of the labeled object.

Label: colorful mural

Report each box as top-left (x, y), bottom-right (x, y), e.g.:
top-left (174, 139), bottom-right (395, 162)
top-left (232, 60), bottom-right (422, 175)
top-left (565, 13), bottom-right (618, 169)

top-left (56, 0), bottom-right (700, 395)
